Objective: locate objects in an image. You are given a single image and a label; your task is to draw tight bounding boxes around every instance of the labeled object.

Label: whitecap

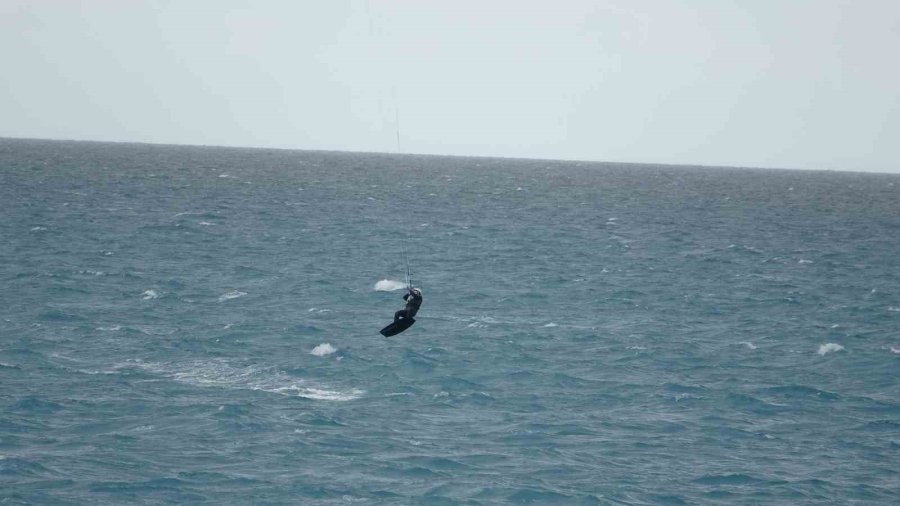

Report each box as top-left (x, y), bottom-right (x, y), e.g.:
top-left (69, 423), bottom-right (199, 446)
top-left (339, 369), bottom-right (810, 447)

top-left (142, 289), bottom-right (159, 300)
top-left (198, 221), bottom-right (215, 226)
top-left (890, 347), bottom-right (900, 354)
top-left (218, 290), bottom-right (247, 302)
top-left (741, 342), bottom-right (758, 350)
top-left (30, 226), bottom-right (47, 232)
top-left (374, 279), bottom-right (407, 291)
top-left (135, 360), bottom-right (362, 401)
top-left (274, 386), bottom-right (359, 401)
top-left (888, 307), bottom-right (900, 312)
top-left (543, 322), bottom-right (559, 328)
top-left (310, 343), bottom-right (337, 356)
top-left (97, 325), bottom-right (122, 331)
top-left (817, 343), bottom-right (844, 356)
top-left (798, 259), bottom-right (813, 264)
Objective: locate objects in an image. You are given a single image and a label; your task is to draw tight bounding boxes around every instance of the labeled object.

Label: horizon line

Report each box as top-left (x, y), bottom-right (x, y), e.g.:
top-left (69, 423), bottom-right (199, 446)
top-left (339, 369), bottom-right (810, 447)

top-left (2, 135), bottom-right (897, 176)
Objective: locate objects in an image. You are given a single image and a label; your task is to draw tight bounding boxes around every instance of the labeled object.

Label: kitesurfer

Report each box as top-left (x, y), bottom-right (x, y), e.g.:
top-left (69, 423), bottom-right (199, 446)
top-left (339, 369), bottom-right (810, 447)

top-left (394, 287), bottom-right (422, 323)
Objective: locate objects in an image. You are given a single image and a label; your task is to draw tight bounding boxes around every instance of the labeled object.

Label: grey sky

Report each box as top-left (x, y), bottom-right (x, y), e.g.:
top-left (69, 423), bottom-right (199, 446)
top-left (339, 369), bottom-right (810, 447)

top-left (2, 1), bottom-right (898, 172)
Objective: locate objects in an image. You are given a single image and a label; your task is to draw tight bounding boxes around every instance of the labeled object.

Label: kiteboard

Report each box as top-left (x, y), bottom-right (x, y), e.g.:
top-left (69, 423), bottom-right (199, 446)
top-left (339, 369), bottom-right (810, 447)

top-left (380, 317), bottom-right (415, 337)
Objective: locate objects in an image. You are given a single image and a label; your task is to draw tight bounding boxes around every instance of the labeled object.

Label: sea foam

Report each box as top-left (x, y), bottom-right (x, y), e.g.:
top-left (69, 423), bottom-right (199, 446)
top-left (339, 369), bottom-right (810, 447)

top-left (374, 279), bottom-right (407, 291)
top-left (218, 290), bottom-right (247, 302)
top-left (310, 343), bottom-right (337, 356)
top-left (136, 359), bottom-right (361, 401)
top-left (817, 343), bottom-right (845, 355)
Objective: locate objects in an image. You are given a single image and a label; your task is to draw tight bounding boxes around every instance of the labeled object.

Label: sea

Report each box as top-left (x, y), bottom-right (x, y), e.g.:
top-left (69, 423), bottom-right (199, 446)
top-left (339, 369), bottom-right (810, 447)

top-left (2, 137), bottom-right (899, 505)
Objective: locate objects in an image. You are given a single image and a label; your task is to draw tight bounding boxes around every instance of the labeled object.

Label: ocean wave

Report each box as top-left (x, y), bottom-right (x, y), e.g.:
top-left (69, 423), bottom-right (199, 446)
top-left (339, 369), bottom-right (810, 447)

top-left (693, 473), bottom-right (768, 486)
top-left (75, 269), bottom-right (105, 276)
top-left (218, 290), bottom-right (247, 302)
top-left (310, 343), bottom-right (337, 356)
top-left (759, 385), bottom-right (840, 400)
top-left (374, 279), bottom-right (407, 291)
top-left (142, 289), bottom-right (160, 300)
top-left (135, 359), bottom-right (361, 401)
top-left (817, 343), bottom-right (844, 355)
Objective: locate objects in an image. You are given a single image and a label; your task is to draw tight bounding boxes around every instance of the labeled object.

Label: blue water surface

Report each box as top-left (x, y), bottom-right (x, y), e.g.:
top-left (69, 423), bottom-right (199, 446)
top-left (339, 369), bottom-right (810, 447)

top-left (2, 138), bottom-right (899, 504)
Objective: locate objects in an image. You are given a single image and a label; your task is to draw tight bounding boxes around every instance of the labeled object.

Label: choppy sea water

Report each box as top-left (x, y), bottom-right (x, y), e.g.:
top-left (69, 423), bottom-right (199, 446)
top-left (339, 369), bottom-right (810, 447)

top-left (2, 138), bottom-right (899, 505)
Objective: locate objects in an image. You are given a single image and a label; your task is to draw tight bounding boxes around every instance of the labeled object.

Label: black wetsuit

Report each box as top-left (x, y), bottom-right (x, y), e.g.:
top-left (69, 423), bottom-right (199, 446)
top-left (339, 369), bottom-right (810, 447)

top-left (394, 290), bottom-right (422, 323)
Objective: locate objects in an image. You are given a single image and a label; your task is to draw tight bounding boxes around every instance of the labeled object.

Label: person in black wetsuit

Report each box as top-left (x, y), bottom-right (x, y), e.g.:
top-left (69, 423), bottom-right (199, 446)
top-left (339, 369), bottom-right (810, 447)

top-left (394, 287), bottom-right (422, 323)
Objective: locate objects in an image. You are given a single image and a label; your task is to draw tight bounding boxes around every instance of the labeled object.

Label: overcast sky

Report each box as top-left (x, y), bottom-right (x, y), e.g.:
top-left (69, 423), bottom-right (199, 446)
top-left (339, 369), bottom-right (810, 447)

top-left (2, 1), bottom-right (898, 172)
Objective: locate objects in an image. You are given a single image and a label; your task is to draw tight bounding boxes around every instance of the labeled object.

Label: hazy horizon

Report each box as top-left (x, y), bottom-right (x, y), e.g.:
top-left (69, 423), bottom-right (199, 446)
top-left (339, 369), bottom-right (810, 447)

top-left (6, 134), bottom-right (900, 177)
top-left (2, 1), bottom-right (898, 173)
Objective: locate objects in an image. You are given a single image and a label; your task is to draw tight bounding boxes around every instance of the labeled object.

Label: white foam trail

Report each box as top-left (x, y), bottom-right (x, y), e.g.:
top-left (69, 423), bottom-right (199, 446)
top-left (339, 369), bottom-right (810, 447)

top-left (310, 343), bottom-right (337, 356)
top-left (135, 360), bottom-right (361, 401)
top-left (218, 290), bottom-right (247, 302)
top-left (817, 343), bottom-right (844, 355)
top-left (142, 289), bottom-right (159, 300)
top-left (375, 279), bottom-right (406, 291)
